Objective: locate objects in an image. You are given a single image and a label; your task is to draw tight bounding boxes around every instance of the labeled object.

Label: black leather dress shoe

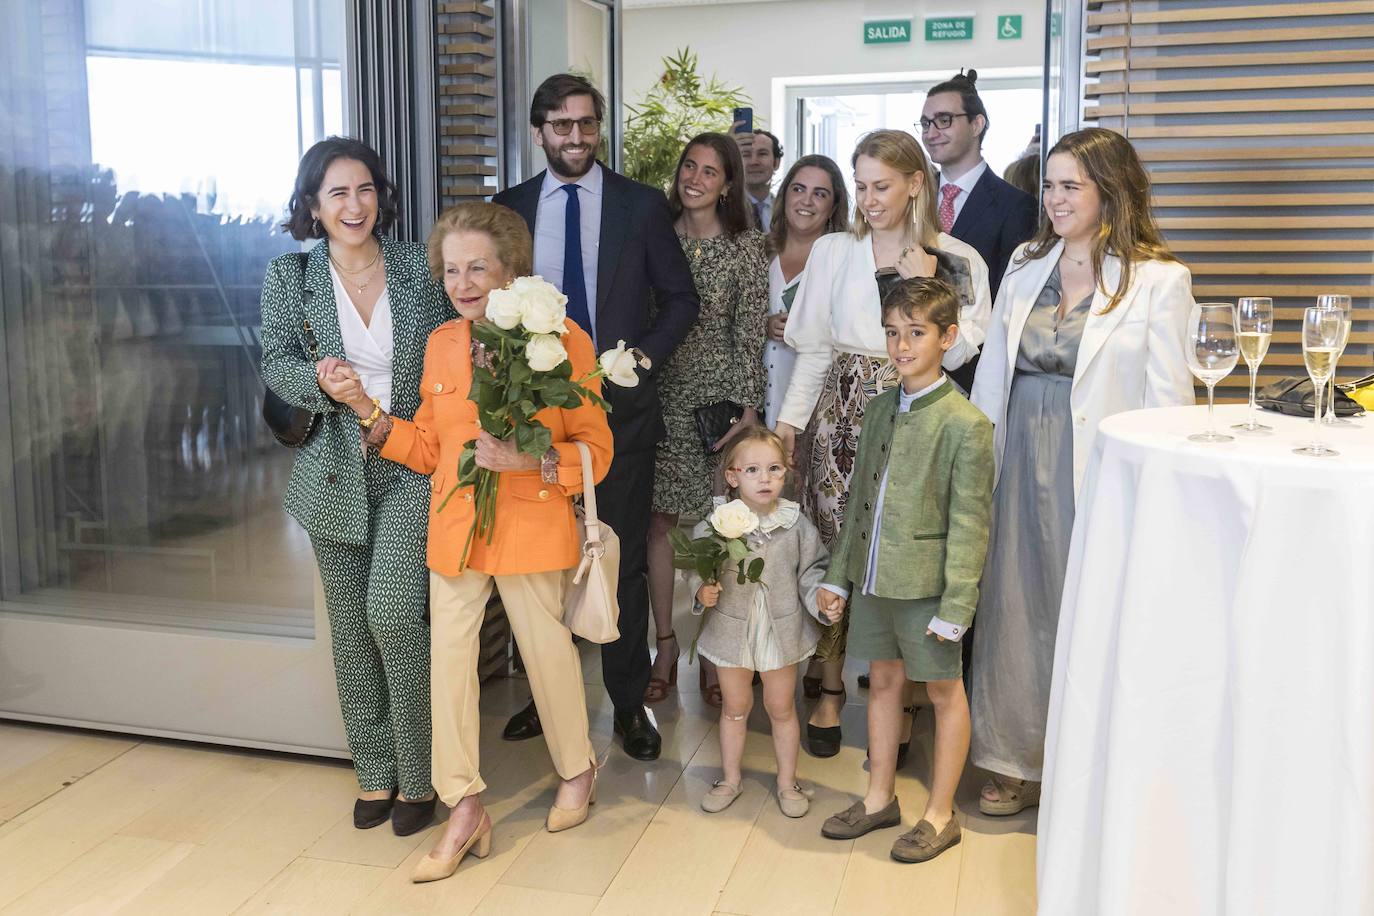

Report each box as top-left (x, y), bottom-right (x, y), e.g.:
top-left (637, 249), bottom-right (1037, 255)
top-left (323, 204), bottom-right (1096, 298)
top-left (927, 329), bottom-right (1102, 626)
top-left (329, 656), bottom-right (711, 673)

top-left (613, 706), bottom-right (662, 761)
top-left (392, 795), bottom-right (437, 836)
top-left (353, 789), bottom-right (398, 829)
top-left (503, 699), bottom-right (542, 741)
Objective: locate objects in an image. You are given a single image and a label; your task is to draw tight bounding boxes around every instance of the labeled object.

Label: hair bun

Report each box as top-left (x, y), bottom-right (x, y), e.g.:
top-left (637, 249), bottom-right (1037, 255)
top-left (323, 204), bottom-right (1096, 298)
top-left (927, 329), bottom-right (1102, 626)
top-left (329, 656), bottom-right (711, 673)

top-left (963, 68), bottom-right (978, 85)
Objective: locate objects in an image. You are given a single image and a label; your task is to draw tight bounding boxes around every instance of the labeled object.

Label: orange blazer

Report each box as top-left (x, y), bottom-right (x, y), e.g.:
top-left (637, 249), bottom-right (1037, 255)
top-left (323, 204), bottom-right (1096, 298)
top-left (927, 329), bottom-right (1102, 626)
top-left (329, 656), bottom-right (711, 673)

top-left (381, 318), bottom-right (614, 577)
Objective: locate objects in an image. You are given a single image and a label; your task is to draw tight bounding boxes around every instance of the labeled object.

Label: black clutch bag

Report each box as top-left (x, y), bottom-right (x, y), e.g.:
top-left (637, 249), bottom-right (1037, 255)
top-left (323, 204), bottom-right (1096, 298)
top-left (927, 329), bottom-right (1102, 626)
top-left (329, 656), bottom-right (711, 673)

top-left (262, 253), bottom-right (324, 448)
top-left (1256, 377), bottom-right (1364, 418)
top-left (694, 400), bottom-right (745, 452)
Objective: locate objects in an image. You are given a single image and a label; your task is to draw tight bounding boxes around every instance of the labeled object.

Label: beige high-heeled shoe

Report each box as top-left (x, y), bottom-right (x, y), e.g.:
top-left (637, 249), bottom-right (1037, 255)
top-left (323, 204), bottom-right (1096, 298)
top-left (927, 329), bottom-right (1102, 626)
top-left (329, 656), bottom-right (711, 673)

top-left (410, 812), bottom-right (492, 883)
top-left (546, 765), bottom-right (598, 833)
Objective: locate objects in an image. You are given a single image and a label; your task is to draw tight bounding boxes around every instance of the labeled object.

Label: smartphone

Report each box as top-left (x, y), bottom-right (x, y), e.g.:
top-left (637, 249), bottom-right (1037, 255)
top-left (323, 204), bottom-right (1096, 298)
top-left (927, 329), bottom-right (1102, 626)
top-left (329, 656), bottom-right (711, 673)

top-left (732, 107), bottom-right (754, 134)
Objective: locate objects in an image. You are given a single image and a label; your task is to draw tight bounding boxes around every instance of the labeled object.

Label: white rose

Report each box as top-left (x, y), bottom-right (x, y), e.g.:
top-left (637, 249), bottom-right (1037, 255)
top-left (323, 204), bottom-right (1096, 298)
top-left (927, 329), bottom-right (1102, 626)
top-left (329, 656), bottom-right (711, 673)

top-left (525, 333), bottom-right (569, 373)
top-left (708, 499), bottom-right (760, 541)
top-left (485, 286), bottom-right (524, 330)
top-left (598, 340), bottom-right (646, 388)
top-left (515, 277), bottom-right (569, 334)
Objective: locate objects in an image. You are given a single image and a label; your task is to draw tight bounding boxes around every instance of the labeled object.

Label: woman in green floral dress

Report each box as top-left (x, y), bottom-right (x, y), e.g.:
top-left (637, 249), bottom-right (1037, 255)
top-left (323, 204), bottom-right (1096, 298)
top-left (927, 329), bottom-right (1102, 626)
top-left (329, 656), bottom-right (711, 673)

top-left (645, 132), bottom-right (770, 706)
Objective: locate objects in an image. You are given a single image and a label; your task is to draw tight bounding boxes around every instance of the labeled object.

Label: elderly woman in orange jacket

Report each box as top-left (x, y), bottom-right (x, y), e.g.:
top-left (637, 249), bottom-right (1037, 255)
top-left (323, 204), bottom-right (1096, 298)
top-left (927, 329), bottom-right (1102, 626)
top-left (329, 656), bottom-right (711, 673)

top-left (329, 201), bottom-right (612, 884)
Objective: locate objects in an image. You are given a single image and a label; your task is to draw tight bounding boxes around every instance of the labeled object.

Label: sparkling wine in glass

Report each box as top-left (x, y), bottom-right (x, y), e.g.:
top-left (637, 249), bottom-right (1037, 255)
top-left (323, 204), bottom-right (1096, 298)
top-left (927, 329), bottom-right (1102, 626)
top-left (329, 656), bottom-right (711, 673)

top-left (1294, 306), bottom-right (1344, 458)
top-left (1185, 302), bottom-right (1240, 443)
top-left (1316, 294), bottom-right (1352, 425)
top-left (1232, 296), bottom-right (1273, 432)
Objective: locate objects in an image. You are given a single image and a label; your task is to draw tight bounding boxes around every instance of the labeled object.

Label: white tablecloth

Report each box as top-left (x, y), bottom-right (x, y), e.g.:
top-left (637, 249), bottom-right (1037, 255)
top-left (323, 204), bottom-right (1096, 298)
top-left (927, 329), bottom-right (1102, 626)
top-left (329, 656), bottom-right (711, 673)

top-left (1037, 404), bottom-right (1374, 916)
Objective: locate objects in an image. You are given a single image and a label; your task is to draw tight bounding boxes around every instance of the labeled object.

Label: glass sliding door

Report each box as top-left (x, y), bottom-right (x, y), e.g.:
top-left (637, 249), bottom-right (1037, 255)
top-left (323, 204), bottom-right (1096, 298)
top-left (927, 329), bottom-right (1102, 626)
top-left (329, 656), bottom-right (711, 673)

top-left (0, 0), bottom-right (353, 754)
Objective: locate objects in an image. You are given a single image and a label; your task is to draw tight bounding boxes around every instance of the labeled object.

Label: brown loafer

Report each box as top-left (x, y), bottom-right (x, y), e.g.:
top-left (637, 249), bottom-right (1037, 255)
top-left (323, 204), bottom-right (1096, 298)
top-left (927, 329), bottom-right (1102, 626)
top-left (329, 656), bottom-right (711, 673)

top-left (891, 814), bottom-right (961, 863)
top-left (821, 797), bottom-right (901, 840)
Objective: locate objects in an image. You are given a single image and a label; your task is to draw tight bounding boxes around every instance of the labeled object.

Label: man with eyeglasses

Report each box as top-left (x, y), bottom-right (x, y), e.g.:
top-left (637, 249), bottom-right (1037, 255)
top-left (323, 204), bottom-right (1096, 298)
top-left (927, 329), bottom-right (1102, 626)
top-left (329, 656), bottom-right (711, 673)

top-left (920, 70), bottom-right (1038, 308)
top-left (493, 73), bottom-right (700, 763)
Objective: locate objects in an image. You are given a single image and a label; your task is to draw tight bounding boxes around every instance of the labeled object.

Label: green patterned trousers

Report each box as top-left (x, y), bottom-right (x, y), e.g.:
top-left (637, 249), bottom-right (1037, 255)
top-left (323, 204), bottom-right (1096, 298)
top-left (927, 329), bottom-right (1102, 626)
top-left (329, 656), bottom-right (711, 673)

top-left (309, 458), bottom-right (432, 799)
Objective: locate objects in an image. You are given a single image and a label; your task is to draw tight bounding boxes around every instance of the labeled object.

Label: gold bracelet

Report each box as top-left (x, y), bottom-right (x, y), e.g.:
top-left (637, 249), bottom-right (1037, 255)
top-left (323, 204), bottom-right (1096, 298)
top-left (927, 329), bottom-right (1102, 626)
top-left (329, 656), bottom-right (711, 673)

top-left (358, 397), bottom-right (382, 429)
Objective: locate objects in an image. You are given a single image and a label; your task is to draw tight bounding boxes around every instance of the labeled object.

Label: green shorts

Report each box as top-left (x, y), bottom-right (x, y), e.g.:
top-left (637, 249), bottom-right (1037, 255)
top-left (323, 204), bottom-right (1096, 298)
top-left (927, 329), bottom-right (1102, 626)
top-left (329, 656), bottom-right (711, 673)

top-left (845, 591), bottom-right (962, 682)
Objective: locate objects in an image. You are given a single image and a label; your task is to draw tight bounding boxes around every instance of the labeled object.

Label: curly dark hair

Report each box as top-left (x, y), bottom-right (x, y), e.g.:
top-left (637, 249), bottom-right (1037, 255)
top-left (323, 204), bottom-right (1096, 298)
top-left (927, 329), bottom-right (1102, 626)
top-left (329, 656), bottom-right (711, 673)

top-left (283, 137), bottom-right (400, 241)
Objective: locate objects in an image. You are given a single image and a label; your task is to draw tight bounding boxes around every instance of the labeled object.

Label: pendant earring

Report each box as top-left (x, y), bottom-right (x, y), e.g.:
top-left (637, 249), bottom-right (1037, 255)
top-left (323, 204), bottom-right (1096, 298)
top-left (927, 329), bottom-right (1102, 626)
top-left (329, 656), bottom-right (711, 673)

top-left (312, 217), bottom-right (322, 237)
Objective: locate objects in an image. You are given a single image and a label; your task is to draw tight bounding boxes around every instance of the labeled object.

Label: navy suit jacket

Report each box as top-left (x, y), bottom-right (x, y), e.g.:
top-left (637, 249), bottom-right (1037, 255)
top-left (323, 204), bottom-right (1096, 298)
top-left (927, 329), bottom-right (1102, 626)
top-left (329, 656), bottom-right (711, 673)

top-left (950, 167), bottom-right (1039, 300)
top-left (493, 165), bottom-right (700, 453)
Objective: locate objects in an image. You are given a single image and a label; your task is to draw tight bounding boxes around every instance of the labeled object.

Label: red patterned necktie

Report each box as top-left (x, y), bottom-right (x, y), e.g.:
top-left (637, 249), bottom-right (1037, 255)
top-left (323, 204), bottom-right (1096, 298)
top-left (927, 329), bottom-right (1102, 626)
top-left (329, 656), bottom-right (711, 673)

top-left (938, 183), bottom-right (961, 233)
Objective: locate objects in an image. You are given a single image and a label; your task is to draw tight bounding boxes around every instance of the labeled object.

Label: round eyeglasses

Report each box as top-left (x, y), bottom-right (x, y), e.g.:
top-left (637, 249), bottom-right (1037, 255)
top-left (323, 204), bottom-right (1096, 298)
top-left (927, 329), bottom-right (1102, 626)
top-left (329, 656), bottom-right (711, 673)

top-left (918, 112), bottom-right (972, 132)
top-left (545, 117), bottom-right (601, 136)
top-left (729, 463), bottom-right (788, 480)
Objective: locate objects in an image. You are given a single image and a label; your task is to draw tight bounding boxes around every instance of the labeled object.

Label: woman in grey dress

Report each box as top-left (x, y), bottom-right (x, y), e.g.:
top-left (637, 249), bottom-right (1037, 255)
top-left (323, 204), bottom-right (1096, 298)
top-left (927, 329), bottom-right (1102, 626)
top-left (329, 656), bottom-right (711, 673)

top-left (968, 128), bottom-right (1195, 815)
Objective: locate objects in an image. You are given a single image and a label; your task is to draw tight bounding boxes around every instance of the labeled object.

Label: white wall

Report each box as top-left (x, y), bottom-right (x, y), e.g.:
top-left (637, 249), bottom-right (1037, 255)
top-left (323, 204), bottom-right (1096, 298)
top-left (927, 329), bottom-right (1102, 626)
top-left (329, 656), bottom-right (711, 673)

top-left (623, 0), bottom-right (1047, 129)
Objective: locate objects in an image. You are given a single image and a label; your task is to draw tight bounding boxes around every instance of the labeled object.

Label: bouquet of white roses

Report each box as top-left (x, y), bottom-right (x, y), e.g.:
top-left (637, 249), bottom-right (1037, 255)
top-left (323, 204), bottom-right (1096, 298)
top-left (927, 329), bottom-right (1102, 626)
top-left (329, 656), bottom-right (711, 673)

top-left (668, 499), bottom-right (767, 661)
top-left (439, 276), bottom-right (650, 565)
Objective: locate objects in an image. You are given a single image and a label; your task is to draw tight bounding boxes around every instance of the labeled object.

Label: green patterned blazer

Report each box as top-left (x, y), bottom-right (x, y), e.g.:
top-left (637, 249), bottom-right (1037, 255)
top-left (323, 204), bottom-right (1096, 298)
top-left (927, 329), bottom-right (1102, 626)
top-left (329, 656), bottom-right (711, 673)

top-left (260, 235), bottom-right (451, 545)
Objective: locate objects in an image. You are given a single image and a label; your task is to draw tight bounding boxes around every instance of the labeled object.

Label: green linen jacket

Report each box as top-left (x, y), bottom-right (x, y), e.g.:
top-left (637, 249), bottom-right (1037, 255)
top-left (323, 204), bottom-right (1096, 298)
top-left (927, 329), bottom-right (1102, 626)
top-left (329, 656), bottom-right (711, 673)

top-left (823, 382), bottom-right (995, 627)
top-left (260, 235), bottom-right (451, 545)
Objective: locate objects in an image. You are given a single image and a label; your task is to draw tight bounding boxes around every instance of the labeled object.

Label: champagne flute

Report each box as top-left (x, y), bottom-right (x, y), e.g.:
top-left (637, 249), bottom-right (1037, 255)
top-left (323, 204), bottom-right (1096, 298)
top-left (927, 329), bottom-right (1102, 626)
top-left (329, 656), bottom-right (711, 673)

top-left (1316, 294), bottom-right (1352, 425)
top-left (1185, 302), bottom-right (1240, 443)
top-left (1232, 296), bottom-right (1273, 432)
top-left (1294, 306), bottom-right (1344, 457)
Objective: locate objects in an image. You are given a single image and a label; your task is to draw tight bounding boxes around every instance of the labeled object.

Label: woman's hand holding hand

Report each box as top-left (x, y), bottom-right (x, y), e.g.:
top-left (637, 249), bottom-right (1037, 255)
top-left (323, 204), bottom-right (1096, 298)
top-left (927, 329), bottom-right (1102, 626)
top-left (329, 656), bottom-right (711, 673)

top-left (317, 360), bottom-right (367, 407)
top-left (775, 422), bottom-right (799, 468)
top-left (767, 312), bottom-right (788, 343)
top-left (895, 245), bottom-right (938, 280)
top-left (711, 407), bottom-right (760, 452)
top-left (473, 431), bottom-right (539, 472)
top-left (817, 590), bottom-right (845, 625)
top-left (697, 582), bottom-right (722, 608)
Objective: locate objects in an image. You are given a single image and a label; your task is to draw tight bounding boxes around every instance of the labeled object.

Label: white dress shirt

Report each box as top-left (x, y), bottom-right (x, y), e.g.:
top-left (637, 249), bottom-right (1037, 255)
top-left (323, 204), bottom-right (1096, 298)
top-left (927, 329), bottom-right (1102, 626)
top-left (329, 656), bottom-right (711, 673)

top-left (749, 191), bottom-right (774, 231)
top-left (938, 159), bottom-right (989, 229)
top-left (330, 262), bottom-right (394, 414)
top-left (777, 231), bottom-right (992, 432)
top-left (532, 163), bottom-right (603, 338)
top-left (763, 256), bottom-right (801, 428)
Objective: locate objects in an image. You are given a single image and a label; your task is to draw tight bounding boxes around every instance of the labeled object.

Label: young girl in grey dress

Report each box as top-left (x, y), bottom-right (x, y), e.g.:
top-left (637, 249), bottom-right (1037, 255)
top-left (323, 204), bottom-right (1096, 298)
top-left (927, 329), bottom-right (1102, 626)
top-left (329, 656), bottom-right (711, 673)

top-left (691, 428), bottom-right (829, 818)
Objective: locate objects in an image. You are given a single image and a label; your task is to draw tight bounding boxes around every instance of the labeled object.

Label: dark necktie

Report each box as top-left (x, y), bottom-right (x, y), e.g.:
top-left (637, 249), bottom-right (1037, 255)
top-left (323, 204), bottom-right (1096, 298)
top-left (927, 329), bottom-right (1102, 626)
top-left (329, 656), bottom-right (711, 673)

top-left (753, 198), bottom-right (764, 229)
top-left (561, 183), bottom-right (591, 334)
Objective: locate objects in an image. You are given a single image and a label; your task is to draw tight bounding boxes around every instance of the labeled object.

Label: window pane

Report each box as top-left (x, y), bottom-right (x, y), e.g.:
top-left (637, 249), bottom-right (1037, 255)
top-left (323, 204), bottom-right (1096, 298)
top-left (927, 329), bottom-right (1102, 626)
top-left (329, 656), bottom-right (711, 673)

top-left (0, 0), bottom-right (347, 637)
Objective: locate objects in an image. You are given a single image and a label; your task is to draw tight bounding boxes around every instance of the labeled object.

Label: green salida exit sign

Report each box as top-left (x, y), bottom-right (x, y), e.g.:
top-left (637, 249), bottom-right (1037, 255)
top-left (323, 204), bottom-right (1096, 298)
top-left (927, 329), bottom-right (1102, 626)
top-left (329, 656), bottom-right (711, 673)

top-left (865, 19), bottom-right (912, 44)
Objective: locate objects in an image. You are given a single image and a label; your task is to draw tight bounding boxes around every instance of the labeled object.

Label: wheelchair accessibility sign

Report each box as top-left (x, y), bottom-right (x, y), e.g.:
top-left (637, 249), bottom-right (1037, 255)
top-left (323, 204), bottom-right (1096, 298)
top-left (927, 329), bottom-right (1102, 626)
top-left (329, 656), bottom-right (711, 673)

top-left (997, 15), bottom-right (1023, 39)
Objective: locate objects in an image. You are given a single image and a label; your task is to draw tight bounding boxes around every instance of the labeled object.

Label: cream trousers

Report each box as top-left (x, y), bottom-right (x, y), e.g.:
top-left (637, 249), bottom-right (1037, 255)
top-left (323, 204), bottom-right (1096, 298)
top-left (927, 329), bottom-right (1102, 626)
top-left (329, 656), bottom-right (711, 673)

top-left (429, 567), bottom-right (595, 805)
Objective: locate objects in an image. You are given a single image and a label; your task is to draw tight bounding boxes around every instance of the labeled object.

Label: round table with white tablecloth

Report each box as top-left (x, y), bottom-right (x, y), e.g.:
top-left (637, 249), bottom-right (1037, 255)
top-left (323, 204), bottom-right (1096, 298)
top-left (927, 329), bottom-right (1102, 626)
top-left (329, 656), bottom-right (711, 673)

top-left (1036, 404), bottom-right (1374, 916)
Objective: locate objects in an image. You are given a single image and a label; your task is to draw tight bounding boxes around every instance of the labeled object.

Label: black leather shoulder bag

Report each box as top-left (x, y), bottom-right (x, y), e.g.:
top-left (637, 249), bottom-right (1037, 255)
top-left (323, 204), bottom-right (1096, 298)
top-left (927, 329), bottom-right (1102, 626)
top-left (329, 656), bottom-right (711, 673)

top-left (262, 253), bottom-right (323, 448)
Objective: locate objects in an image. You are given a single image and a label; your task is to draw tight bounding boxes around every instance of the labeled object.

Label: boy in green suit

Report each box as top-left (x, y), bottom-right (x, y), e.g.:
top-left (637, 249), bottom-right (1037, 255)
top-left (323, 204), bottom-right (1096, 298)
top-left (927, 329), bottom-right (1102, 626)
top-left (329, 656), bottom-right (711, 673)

top-left (816, 278), bottom-right (994, 863)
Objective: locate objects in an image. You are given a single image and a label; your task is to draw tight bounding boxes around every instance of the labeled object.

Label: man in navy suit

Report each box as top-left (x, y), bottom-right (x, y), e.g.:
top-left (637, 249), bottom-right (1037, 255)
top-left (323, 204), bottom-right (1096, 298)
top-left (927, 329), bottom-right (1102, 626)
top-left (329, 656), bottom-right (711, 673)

top-left (921, 70), bottom-right (1039, 304)
top-left (493, 74), bottom-right (699, 761)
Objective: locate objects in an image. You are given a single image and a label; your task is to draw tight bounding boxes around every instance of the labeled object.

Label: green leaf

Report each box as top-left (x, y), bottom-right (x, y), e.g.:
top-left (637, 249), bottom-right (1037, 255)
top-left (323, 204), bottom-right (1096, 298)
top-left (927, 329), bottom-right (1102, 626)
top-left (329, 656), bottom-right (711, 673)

top-left (747, 557), bottom-right (765, 582)
top-left (696, 557), bottom-right (717, 582)
top-left (726, 538), bottom-right (748, 562)
top-left (515, 420), bottom-right (552, 457)
top-left (667, 527), bottom-right (693, 554)
top-left (735, 560), bottom-right (747, 585)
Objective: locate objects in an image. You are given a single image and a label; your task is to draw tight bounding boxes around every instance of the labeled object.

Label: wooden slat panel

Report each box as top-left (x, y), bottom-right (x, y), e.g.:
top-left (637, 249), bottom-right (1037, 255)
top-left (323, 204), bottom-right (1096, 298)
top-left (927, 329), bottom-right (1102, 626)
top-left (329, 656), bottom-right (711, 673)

top-left (439, 21), bottom-right (495, 38)
top-left (1187, 263), bottom-right (1374, 276)
top-left (1155, 193), bottom-right (1374, 207)
top-left (1274, 308), bottom-right (1374, 321)
top-left (441, 163), bottom-right (497, 176)
top-left (442, 182), bottom-right (497, 197)
top-left (440, 103), bottom-right (497, 117)
top-left (1272, 331), bottom-right (1374, 344)
top-left (1088, 98), bottom-right (1374, 119)
top-left (443, 81), bottom-right (496, 98)
top-left (1169, 239), bottom-right (1374, 252)
top-left (1151, 168), bottom-right (1374, 184)
top-left (1089, 24), bottom-right (1374, 51)
top-left (441, 142), bottom-right (499, 155)
top-left (1133, 1), bottom-right (1372, 24)
top-left (1086, 49), bottom-right (1374, 75)
top-left (439, 62), bottom-right (496, 77)
top-left (438, 1), bottom-right (493, 13)
top-left (1129, 122), bottom-right (1374, 139)
top-left (439, 41), bottom-right (496, 57)
top-left (1193, 284), bottom-right (1372, 297)
top-left (1160, 216), bottom-right (1374, 229)
top-left (440, 123), bottom-right (497, 137)
top-left (1087, 72), bottom-right (1374, 96)
top-left (1138, 145), bottom-right (1374, 162)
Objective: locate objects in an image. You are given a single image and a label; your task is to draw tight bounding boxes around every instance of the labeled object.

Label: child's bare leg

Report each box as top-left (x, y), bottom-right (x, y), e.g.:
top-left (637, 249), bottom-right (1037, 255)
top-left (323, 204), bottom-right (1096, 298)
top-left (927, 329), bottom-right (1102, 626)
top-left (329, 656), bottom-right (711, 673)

top-left (921, 676), bottom-right (970, 831)
top-left (863, 659), bottom-right (906, 813)
top-left (760, 665), bottom-right (800, 791)
top-left (714, 667), bottom-right (755, 789)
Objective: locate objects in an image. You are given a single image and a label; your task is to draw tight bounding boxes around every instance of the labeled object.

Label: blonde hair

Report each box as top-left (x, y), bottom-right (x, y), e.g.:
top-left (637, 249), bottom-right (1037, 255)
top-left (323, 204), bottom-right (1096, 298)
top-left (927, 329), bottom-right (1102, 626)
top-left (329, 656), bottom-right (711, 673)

top-left (849, 130), bottom-right (939, 248)
top-left (426, 202), bottom-right (533, 282)
top-left (1017, 128), bottom-right (1178, 314)
top-left (720, 426), bottom-right (789, 495)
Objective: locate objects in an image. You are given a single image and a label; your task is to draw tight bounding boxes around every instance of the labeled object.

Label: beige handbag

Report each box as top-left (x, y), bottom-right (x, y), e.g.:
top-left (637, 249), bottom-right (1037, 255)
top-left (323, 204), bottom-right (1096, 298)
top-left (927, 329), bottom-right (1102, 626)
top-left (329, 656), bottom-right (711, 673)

top-left (563, 441), bottom-right (621, 643)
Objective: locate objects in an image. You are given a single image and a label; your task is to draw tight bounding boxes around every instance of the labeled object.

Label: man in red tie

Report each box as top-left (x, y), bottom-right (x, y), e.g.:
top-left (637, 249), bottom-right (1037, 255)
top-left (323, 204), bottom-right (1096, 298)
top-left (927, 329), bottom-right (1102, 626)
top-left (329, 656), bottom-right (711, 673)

top-left (919, 70), bottom-right (1038, 303)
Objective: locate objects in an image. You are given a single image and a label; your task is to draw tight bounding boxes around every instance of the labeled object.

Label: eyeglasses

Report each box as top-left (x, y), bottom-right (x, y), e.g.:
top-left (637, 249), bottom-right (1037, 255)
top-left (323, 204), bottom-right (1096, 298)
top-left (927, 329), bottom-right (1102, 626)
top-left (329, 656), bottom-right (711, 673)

top-left (917, 112), bottom-right (972, 132)
top-left (729, 463), bottom-right (788, 480)
top-left (544, 117), bottom-right (601, 136)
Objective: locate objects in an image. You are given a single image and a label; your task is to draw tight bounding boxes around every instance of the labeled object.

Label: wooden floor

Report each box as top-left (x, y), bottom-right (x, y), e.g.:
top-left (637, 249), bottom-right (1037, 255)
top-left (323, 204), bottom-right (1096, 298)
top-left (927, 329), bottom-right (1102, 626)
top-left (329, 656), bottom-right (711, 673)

top-left (0, 622), bottom-right (1037, 915)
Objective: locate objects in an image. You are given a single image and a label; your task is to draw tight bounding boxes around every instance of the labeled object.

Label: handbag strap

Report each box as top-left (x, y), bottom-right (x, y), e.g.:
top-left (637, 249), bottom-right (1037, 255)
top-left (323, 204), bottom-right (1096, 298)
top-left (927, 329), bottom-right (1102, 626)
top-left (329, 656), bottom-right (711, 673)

top-left (573, 440), bottom-right (602, 546)
top-left (297, 252), bottom-right (320, 360)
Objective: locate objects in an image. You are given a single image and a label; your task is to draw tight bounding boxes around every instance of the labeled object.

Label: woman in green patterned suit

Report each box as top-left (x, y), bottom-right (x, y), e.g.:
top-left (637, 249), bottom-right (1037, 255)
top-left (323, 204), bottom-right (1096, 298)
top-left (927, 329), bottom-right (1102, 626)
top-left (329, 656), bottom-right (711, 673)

top-left (260, 138), bottom-right (450, 836)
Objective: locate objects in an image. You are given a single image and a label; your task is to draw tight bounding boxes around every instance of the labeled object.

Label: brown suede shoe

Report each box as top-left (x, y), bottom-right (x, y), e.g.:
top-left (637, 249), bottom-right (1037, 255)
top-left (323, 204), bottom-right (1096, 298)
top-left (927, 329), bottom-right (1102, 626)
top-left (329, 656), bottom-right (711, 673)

top-left (820, 797), bottom-right (902, 840)
top-left (890, 814), bottom-right (961, 863)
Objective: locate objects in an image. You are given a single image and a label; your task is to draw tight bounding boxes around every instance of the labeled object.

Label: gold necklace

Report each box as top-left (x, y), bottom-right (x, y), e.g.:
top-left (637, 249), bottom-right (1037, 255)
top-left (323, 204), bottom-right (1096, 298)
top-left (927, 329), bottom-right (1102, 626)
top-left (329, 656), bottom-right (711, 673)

top-left (330, 244), bottom-right (383, 295)
top-left (1063, 249), bottom-right (1089, 267)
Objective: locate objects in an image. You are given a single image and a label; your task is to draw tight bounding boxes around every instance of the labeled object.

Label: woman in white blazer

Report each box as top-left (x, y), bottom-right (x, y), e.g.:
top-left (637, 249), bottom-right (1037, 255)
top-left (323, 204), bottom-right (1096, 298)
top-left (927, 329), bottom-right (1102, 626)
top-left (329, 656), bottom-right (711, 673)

top-left (775, 129), bottom-right (992, 757)
top-left (968, 128), bottom-right (1194, 816)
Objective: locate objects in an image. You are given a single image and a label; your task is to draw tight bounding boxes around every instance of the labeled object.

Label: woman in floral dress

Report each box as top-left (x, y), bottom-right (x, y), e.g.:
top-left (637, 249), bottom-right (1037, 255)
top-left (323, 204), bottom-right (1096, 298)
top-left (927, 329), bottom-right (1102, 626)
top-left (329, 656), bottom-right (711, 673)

top-left (645, 132), bottom-right (770, 706)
